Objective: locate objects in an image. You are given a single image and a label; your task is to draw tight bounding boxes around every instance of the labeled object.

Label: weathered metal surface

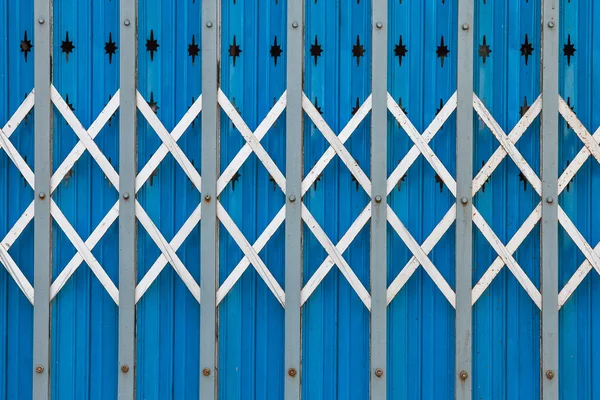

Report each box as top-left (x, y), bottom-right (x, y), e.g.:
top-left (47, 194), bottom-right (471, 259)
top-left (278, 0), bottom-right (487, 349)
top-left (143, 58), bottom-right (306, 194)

top-left (1, 0), bottom-right (600, 399)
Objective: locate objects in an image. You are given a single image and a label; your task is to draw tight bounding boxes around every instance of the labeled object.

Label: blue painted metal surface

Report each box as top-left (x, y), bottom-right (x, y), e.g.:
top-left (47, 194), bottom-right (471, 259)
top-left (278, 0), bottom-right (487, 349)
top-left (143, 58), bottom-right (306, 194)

top-left (51, 0), bottom-right (120, 398)
top-left (472, 1), bottom-right (541, 399)
top-left (387, 1), bottom-right (456, 399)
top-left (559, 1), bottom-right (600, 398)
top-left (0, 0), bottom-right (34, 398)
top-left (1, 0), bottom-right (600, 399)
top-left (219, 1), bottom-right (286, 398)
top-left (303, 1), bottom-right (371, 399)
top-left (136, 1), bottom-right (202, 398)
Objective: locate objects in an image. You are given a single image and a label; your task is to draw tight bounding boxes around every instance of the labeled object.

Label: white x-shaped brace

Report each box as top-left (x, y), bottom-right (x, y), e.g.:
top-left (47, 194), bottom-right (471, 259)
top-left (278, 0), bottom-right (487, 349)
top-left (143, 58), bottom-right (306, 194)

top-left (0, 87), bottom-right (121, 304)
top-left (216, 92), bottom-right (375, 310)
top-left (471, 94), bottom-right (600, 310)
top-left (556, 96), bottom-right (600, 309)
top-left (0, 91), bottom-right (36, 303)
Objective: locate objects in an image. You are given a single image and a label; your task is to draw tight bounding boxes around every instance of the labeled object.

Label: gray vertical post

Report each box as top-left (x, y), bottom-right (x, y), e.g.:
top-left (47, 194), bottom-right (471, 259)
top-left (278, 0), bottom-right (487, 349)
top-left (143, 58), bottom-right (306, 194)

top-left (541, 0), bottom-right (559, 398)
top-left (285, 0), bottom-right (303, 399)
top-left (370, 1), bottom-right (387, 398)
top-left (456, 0), bottom-right (474, 398)
top-left (33, 0), bottom-right (52, 398)
top-left (119, 0), bottom-right (137, 398)
top-left (200, 0), bottom-right (219, 397)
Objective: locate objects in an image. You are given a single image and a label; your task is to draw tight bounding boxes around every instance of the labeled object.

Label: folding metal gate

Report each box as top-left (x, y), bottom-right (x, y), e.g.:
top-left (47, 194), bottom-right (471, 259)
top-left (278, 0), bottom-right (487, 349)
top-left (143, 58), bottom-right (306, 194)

top-left (1, 0), bottom-right (599, 399)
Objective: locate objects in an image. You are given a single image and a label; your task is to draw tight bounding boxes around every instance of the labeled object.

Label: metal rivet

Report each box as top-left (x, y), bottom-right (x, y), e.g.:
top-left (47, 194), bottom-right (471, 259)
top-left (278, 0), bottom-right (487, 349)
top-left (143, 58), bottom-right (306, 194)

top-left (121, 365), bottom-right (129, 373)
top-left (374, 368), bottom-right (383, 378)
top-left (203, 368), bottom-right (211, 376)
top-left (38, 18), bottom-right (45, 24)
top-left (124, 19), bottom-right (130, 26)
top-left (546, 196), bottom-right (554, 204)
top-left (204, 195), bottom-right (211, 202)
top-left (376, 22), bottom-right (383, 29)
top-left (548, 21), bottom-right (555, 28)
top-left (459, 371), bottom-right (468, 381)
top-left (35, 365), bottom-right (44, 373)
top-left (123, 193), bottom-right (130, 200)
top-left (206, 21), bottom-right (213, 28)
top-left (38, 192), bottom-right (46, 200)
top-left (462, 23), bottom-right (469, 31)
top-left (292, 22), bottom-right (298, 28)
top-left (375, 195), bottom-right (382, 203)
top-left (461, 197), bottom-right (468, 205)
top-left (546, 370), bottom-right (555, 380)
top-left (289, 195), bottom-right (296, 203)
top-left (288, 368), bottom-right (297, 377)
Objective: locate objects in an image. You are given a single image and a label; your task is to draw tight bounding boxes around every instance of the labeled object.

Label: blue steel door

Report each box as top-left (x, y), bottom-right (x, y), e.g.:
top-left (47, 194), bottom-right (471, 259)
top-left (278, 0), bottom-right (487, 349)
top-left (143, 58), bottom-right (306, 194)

top-left (0, 0), bottom-right (600, 399)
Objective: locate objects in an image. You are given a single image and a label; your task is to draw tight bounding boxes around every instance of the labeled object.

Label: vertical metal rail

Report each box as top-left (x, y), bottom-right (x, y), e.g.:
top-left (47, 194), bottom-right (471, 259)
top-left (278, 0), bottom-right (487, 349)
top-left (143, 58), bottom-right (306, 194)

top-left (200, 0), bottom-right (219, 397)
top-left (456, 0), bottom-right (474, 398)
top-left (285, 0), bottom-right (303, 399)
top-left (33, 0), bottom-right (52, 398)
top-left (541, 0), bottom-right (559, 398)
top-left (119, 0), bottom-right (137, 397)
top-left (370, 1), bottom-right (387, 398)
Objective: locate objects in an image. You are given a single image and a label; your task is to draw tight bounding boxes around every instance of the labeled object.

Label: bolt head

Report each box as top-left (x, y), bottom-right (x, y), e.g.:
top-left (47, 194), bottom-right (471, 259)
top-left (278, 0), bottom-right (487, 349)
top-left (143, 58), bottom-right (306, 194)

top-left (546, 196), bottom-right (554, 204)
top-left (376, 22), bottom-right (383, 29)
top-left (461, 197), bottom-right (468, 205)
top-left (38, 192), bottom-right (46, 200)
top-left (123, 192), bottom-right (130, 200)
top-left (38, 18), bottom-right (45, 24)
top-left (121, 365), bottom-right (129, 373)
top-left (124, 19), bottom-right (130, 26)
top-left (289, 195), bottom-right (296, 203)
top-left (462, 23), bottom-right (469, 31)
top-left (204, 194), bottom-right (211, 202)
top-left (35, 365), bottom-right (44, 373)
top-left (546, 370), bottom-right (555, 380)
top-left (288, 368), bottom-right (297, 377)
top-left (459, 370), bottom-right (468, 380)
top-left (203, 368), bottom-right (211, 376)
top-left (548, 21), bottom-right (555, 28)
top-left (292, 21), bottom-right (299, 28)
top-left (206, 21), bottom-right (213, 28)
top-left (374, 195), bottom-right (382, 203)
top-left (374, 368), bottom-right (383, 378)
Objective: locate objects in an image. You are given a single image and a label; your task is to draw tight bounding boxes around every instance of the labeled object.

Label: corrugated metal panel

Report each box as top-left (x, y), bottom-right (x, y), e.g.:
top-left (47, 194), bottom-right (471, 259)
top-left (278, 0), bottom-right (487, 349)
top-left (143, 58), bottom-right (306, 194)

top-left (136, 0), bottom-right (201, 398)
top-left (387, 0), bottom-right (457, 399)
top-left (559, 0), bottom-right (600, 398)
top-left (218, 0), bottom-right (286, 398)
top-left (1, 0), bottom-right (600, 399)
top-left (472, 1), bottom-right (541, 399)
top-left (51, 0), bottom-right (120, 398)
top-left (0, 0), bottom-right (34, 398)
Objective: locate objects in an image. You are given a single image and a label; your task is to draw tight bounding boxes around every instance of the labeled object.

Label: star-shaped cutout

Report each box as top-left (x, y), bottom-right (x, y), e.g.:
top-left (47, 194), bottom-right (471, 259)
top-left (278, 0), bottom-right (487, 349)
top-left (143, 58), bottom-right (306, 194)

top-left (20, 31), bottom-right (32, 62)
top-left (520, 34), bottom-right (534, 65)
top-left (351, 97), bottom-right (360, 116)
top-left (188, 34), bottom-right (200, 65)
top-left (231, 172), bottom-right (241, 191)
top-left (435, 98), bottom-right (445, 129)
top-left (436, 36), bottom-right (449, 67)
top-left (310, 35), bottom-right (323, 66)
top-left (146, 30), bottom-right (159, 61)
top-left (519, 171), bottom-right (528, 191)
top-left (478, 35), bottom-right (491, 64)
top-left (566, 97), bottom-right (575, 129)
top-left (394, 35), bottom-right (407, 66)
top-left (65, 94), bottom-right (75, 112)
top-left (105, 32), bottom-right (118, 64)
top-left (314, 97), bottom-right (323, 115)
top-left (352, 35), bottom-right (365, 66)
top-left (61, 31), bottom-right (75, 62)
top-left (148, 92), bottom-right (159, 114)
top-left (563, 34), bottom-right (576, 66)
top-left (229, 35), bottom-right (242, 66)
top-left (519, 97), bottom-right (530, 118)
top-left (270, 36), bottom-right (282, 66)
